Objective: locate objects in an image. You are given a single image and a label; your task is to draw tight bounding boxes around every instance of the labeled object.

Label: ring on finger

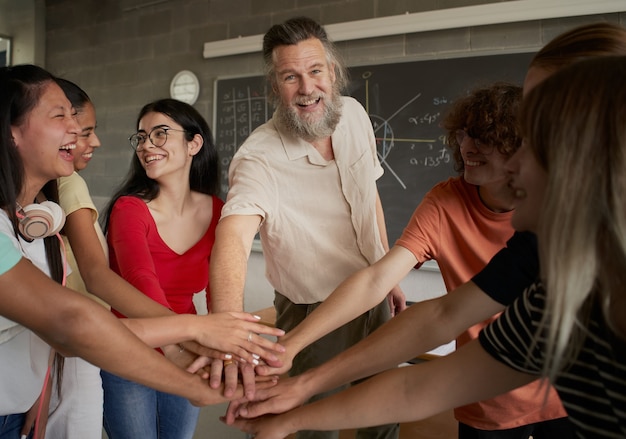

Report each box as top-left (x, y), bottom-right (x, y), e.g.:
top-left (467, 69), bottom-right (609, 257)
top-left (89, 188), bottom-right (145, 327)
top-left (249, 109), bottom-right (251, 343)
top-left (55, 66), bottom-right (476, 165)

top-left (223, 359), bottom-right (235, 367)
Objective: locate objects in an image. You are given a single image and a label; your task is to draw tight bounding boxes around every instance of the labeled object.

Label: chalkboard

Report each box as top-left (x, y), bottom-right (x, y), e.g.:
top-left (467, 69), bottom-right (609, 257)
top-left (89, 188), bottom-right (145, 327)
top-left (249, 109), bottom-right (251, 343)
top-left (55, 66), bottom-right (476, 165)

top-left (213, 52), bottom-right (534, 244)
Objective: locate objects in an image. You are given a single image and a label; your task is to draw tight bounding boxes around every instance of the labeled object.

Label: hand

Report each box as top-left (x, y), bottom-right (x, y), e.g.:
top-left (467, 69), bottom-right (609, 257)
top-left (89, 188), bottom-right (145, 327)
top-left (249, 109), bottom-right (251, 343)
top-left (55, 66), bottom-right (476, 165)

top-left (213, 358), bottom-right (267, 399)
top-left (254, 345), bottom-right (293, 377)
top-left (185, 360), bottom-right (277, 407)
top-left (223, 374), bottom-right (307, 424)
top-left (186, 355), bottom-right (213, 376)
top-left (224, 414), bottom-right (294, 439)
top-left (387, 285), bottom-right (406, 317)
top-left (254, 329), bottom-right (301, 378)
top-left (163, 344), bottom-right (209, 379)
top-left (193, 312), bottom-right (286, 365)
top-left (187, 371), bottom-right (243, 407)
top-left (179, 339), bottom-right (228, 362)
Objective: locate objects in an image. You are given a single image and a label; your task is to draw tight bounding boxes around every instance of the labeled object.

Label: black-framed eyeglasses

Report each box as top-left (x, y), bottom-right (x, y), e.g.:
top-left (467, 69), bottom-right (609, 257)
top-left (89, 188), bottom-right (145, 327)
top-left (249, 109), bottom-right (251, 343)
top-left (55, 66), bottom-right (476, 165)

top-left (129, 126), bottom-right (187, 151)
top-left (455, 129), bottom-right (494, 155)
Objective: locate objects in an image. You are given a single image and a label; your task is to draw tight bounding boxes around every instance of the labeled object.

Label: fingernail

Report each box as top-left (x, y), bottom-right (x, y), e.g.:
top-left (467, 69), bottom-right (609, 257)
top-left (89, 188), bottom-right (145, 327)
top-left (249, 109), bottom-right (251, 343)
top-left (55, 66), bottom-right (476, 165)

top-left (224, 353), bottom-right (232, 359)
top-left (252, 358), bottom-right (259, 365)
top-left (253, 314), bottom-right (261, 319)
top-left (252, 353), bottom-right (260, 359)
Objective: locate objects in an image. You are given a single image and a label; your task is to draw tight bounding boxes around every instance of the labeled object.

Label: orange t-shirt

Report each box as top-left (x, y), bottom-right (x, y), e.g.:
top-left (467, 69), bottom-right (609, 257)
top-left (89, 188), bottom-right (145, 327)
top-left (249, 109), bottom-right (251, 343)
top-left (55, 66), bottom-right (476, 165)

top-left (396, 177), bottom-right (567, 430)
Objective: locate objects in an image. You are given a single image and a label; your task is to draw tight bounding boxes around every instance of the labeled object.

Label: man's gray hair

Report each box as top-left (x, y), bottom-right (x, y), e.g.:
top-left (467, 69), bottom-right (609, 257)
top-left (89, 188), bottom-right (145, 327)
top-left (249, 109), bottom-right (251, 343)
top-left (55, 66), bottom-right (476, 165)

top-left (262, 16), bottom-right (348, 105)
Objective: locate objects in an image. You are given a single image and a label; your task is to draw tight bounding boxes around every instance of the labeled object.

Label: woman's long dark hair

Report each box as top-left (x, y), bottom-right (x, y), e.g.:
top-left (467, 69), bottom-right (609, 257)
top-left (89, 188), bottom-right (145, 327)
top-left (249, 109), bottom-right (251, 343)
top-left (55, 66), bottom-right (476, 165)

top-left (103, 98), bottom-right (219, 233)
top-left (0, 64), bottom-right (64, 284)
top-left (1, 64), bottom-right (67, 387)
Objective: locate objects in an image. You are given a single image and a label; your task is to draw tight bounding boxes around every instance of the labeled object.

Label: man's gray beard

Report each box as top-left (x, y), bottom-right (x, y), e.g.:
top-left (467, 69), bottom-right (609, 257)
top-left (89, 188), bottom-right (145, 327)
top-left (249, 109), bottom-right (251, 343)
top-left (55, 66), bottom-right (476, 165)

top-left (275, 92), bottom-right (343, 142)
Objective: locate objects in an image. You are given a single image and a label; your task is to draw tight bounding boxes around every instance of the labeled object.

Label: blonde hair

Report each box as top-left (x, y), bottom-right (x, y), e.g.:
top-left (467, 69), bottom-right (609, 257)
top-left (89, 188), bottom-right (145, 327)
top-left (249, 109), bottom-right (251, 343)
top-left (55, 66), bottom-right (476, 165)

top-left (520, 56), bottom-right (626, 380)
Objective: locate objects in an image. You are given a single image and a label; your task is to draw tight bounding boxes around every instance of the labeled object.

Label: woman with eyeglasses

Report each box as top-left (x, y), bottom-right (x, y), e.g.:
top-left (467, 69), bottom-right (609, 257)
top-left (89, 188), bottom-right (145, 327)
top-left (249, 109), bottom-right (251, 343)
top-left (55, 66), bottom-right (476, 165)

top-left (33, 82), bottom-right (284, 439)
top-left (100, 98), bottom-right (247, 439)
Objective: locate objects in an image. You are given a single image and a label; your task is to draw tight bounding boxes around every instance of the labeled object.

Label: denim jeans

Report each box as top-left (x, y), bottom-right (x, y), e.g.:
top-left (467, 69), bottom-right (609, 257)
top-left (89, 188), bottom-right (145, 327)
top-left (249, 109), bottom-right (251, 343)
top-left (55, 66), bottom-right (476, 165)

top-left (101, 370), bottom-right (199, 439)
top-left (0, 413), bottom-right (26, 439)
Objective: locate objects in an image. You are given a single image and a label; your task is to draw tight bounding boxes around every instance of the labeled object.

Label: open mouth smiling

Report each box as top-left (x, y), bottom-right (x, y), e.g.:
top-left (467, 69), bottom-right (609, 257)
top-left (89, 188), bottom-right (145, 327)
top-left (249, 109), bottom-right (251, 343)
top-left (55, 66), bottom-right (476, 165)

top-left (297, 97), bottom-right (321, 107)
top-left (59, 143), bottom-right (76, 159)
top-left (144, 154), bottom-right (164, 164)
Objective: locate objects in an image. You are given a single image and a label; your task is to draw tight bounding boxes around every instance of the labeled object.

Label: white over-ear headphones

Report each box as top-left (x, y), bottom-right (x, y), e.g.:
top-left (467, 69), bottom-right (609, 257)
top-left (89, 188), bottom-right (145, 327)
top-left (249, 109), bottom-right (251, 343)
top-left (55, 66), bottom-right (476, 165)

top-left (17, 201), bottom-right (66, 240)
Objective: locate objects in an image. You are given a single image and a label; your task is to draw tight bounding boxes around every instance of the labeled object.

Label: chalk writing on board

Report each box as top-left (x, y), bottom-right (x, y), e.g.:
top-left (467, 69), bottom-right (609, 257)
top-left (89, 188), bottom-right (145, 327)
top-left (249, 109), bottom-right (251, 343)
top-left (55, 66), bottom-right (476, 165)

top-left (215, 82), bottom-right (270, 196)
top-left (365, 86), bottom-right (452, 191)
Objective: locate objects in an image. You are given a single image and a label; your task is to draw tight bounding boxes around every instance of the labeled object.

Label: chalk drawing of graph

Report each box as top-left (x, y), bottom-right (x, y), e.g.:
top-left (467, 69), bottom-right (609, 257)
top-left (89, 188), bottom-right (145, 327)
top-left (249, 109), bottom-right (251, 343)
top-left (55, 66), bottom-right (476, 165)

top-left (365, 84), bottom-right (436, 190)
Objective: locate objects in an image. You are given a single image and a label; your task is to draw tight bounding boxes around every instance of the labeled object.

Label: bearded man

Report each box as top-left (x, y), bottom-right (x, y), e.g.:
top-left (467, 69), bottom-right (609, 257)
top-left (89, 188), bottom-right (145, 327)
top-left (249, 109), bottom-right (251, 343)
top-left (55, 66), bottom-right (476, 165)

top-left (210, 16), bottom-right (404, 439)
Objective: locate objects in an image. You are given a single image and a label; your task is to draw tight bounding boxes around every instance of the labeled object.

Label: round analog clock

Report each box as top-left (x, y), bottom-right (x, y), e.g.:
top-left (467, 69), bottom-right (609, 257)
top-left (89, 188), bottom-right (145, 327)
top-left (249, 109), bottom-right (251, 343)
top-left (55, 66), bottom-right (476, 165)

top-left (170, 70), bottom-right (200, 105)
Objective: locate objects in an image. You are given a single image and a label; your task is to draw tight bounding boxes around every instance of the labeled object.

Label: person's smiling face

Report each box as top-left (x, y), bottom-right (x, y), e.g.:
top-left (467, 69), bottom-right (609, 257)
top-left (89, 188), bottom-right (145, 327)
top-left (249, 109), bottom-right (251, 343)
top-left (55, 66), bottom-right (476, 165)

top-left (134, 112), bottom-right (193, 181)
top-left (11, 81), bottom-right (79, 186)
top-left (505, 141), bottom-right (548, 233)
top-left (272, 38), bottom-right (342, 141)
top-left (73, 102), bottom-right (101, 172)
top-left (501, 64), bottom-right (555, 231)
top-left (459, 132), bottom-right (511, 189)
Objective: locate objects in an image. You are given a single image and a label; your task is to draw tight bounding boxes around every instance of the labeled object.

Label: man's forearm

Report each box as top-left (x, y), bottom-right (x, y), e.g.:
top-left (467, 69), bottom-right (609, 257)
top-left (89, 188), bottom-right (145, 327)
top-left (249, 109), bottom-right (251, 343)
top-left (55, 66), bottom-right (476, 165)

top-left (210, 243), bottom-right (247, 312)
top-left (210, 216), bottom-right (261, 312)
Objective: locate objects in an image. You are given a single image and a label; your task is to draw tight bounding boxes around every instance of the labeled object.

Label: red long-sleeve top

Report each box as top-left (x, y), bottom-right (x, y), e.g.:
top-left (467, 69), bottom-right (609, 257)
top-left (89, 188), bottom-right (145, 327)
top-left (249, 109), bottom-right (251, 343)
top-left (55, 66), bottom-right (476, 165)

top-left (107, 195), bottom-right (223, 316)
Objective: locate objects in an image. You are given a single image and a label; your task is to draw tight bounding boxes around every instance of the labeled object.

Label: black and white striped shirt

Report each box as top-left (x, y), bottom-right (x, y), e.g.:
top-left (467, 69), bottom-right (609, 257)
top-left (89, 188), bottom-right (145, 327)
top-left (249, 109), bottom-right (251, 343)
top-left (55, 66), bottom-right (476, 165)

top-left (480, 283), bottom-right (626, 438)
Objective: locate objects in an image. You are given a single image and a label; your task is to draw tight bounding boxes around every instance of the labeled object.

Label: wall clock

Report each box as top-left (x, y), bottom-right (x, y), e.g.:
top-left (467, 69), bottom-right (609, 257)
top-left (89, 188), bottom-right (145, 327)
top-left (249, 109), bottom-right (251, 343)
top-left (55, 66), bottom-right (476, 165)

top-left (170, 70), bottom-right (200, 105)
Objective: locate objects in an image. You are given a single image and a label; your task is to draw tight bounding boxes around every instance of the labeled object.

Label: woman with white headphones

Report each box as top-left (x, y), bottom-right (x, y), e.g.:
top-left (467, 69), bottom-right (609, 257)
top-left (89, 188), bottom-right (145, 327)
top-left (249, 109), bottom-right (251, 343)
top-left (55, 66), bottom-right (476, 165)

top-left (0, 66), bottom-right (286, 439)
top-left (0, 64), bottom-right (80, 438)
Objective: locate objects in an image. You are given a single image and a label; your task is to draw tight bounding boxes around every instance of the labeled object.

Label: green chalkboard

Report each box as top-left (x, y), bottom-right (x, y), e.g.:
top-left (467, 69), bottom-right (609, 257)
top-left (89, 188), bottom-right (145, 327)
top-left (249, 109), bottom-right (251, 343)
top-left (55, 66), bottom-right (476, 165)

top-left (213, 51), bottom-right (534, 243)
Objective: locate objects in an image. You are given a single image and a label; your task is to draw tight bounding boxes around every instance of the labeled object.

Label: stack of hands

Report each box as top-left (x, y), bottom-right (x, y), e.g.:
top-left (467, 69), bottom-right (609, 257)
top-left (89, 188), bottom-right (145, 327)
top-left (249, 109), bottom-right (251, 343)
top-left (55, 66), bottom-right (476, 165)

top-left (164, 311), bottom-right (304, 439)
